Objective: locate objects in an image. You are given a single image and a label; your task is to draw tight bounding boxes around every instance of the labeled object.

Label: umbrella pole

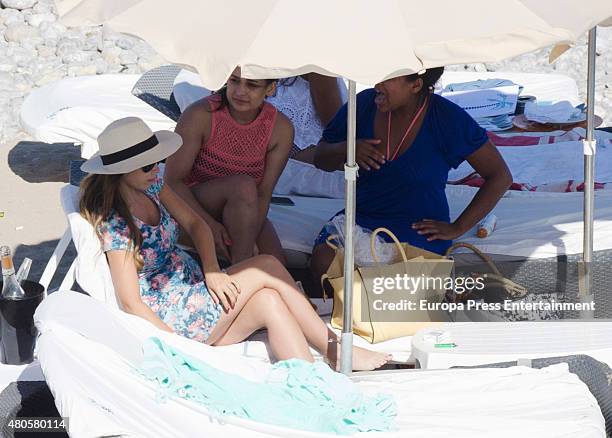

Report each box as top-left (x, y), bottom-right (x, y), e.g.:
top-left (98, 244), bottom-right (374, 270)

top-left (582, 27), bottom-right (597, 317)
top-left (340, 80), bottom-right (358, 375)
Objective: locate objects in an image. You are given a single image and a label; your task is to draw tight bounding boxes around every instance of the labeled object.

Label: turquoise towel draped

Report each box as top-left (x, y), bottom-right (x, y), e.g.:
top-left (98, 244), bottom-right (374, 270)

top-left (138, 337), bottom-right (397, 435)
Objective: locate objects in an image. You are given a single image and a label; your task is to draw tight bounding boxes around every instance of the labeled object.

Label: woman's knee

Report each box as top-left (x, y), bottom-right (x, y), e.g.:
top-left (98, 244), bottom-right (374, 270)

top-left (251, 254), bottom-right (285, 274)
top-left (250, 288), bottom-right (286, 315)
top-left (229, 175), bottom-right (258, 204)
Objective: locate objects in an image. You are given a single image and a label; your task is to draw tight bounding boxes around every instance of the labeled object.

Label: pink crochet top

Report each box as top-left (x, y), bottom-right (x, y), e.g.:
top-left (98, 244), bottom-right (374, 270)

top-left (186, 95), bottom-right (277, 186)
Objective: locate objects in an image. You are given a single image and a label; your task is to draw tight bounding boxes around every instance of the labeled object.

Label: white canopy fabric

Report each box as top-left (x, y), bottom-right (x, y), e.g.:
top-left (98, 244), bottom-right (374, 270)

top-left (56, 0), bottom-right (612, 90)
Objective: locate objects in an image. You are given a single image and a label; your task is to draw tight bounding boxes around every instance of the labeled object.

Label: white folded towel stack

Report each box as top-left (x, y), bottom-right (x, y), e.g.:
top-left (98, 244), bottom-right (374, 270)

top-left (524, 101), bottom-right (584, 124)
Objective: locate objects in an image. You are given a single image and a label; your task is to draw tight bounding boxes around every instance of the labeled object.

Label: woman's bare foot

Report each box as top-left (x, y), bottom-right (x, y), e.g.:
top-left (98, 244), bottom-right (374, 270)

top-left (349, 346), bottom-right (392, 371)
top-left (327, 341), bottom-right (392, 371)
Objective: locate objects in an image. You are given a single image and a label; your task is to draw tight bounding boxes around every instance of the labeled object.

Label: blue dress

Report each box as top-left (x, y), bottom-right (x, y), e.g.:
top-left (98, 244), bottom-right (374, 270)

top-left (98, 175), bottom-right (222, 343)
top-left (315, 89), bottom-right (488, 255)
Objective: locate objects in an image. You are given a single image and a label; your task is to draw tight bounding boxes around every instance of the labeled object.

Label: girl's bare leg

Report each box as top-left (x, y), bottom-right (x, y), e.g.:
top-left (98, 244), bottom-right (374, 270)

top-left (190, 175), bottom-right (259, 263)
top-left (210, 255), bottom-right (390, 371)
top-left (255, 219), bottom-right (287, 266)
top-left (212, 288), bottom-right (313, 362)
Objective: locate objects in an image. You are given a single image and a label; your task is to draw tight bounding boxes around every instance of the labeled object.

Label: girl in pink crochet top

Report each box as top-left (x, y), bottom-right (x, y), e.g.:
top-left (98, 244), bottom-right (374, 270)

top-left (165, 67), bottom-right (294, 265)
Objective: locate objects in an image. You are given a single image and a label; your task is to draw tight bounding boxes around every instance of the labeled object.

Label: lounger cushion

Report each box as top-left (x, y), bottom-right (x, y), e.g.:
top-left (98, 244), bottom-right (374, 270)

top-left (60, 185), bottom-right (119, 308)
top-left (35, 291), bottom-right (605, 438)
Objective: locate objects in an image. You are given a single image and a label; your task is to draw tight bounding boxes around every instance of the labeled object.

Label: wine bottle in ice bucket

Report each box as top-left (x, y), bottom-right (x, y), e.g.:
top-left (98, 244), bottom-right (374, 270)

top-left (1, 246), bottom-right (26, 299)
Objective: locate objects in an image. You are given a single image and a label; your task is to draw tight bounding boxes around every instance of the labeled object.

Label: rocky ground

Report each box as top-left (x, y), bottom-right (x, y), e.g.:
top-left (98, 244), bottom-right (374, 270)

top-left (0, 0), bottom-right (165, 144)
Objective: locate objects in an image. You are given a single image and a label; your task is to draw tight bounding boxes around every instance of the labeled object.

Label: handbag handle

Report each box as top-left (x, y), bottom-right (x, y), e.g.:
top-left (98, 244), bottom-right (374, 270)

top-left (370, 227), bottom-right (409, 264)
top-left (445, 242), bottom-right (527, 298)
top-left (325, 234), bottom-right (339, 251)
top-left (444, 241), bottom-right (502, 276)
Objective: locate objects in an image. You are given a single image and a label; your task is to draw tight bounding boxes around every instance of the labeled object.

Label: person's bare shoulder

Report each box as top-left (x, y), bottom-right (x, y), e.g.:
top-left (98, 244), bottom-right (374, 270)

top-left (180, 97), bottom-right (212, 124)
top-left (176, 97), bottom-right (213, 140)
top-left (269, 111), bottom-right (294, 151)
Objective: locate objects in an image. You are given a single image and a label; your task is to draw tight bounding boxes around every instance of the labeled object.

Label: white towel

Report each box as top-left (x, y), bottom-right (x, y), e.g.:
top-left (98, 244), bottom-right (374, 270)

top-left (524, 101), bottom-right (583, 123)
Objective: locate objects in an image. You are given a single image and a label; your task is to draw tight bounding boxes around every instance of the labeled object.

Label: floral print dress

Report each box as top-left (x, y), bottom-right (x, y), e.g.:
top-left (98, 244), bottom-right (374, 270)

top-left (98, 176), bottom-right (222, 343)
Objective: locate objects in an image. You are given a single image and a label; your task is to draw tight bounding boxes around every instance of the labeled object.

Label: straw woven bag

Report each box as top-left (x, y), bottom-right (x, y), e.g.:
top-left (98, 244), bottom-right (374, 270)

top-left (321, 227), bottom-right (453, 344)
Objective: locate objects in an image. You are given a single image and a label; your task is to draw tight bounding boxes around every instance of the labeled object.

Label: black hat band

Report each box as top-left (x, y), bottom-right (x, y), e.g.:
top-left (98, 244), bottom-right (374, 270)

top-left (100, 135), bottom-right (159, 166)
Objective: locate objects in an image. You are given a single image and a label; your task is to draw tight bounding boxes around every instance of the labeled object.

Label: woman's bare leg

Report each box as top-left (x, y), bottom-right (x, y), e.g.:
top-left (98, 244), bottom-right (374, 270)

top-left (310, 243), bottom-right (336, 298)
top-left (212, 288), bottom-right (313, 362)
top-left (190, 176), bottom-right (286, 265)
top-left (209, 255), bottom-right (390, 370)
top-left (191, 175), bottom-right (259, 263)
top-left (256, 218), bottom-right (287, 266)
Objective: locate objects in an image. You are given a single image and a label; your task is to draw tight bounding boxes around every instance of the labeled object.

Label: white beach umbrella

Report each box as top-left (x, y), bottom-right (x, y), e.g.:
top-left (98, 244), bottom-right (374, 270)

top-left (56, 0), bottom-right (612, 374)
top-left (58, 0), bottom-right (612, 90)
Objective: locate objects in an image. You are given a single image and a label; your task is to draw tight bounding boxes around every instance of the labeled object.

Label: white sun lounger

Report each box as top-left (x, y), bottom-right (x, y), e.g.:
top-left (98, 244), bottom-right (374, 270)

top-left (34, 290), bottom-right (606, 438)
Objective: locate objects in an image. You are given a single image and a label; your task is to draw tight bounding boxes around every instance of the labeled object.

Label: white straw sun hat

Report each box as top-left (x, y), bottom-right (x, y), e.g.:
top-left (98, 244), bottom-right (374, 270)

top-left (81, 117), bottom-right (182, 174)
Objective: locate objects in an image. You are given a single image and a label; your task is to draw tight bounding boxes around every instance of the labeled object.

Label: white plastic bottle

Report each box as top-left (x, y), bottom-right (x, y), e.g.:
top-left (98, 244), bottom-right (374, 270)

top-left (477, 214), bottom-right (497, 238)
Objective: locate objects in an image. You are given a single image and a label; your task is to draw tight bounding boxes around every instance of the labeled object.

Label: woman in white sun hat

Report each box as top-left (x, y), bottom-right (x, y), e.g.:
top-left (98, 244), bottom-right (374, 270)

top-left (79, 117), bottom-right (390, 371)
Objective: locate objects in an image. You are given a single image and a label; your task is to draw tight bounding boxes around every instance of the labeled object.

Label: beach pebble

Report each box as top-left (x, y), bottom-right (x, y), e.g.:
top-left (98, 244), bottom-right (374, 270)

top-left (121, 63), bottom-right (140, 74)
top-left (4, 22), bottom-right (40, 43)
top-left (102, 25), bottom-right (121, 43)
top-left (39, 21), bottom-right (65, 40)
top-left (32, 1), bottom-right (54, 14)
top-left (19, 35), bottom-right (42, 51)
top-left (102, 46), bottom-right (122, 65)
top-left (82, 33), bottom-right (102, 52)
top-left (0, 72), bottom-right (14, 90)
top-left (11, 49), bottom-right (36, 68)
top-left (119, 50), bottom-right (138, 65)
top-left (10, 96), bottom-right (24, 117)
top-left (0, 63), bottom-right (16, 73)
top-left (0, 8), bottom-right (23, 26)
top-left (33, 65), bottom-right (65, 87)
top-left (35, 44), bottom-right (55, 57)
top-left (105, 63), bottom-right (125, 74)
top-left (0, 0), bottom-right (37, 11)
top-left (55, 39), bottom-right (80, 58)
top-left (93, 59), bottom-right (109, 75)
top-left (11, 74), bottom-right (32, 93)
top-left (26, 12), bottom-right (55, 28)
top-left (115, 36), bottom-right (137, 50)
top-left (67, 63), bottom-right (97, 77)
top-left (61, 50), bottom-right (93, 65)
top-left (29, 57), bottom-right (61, 74)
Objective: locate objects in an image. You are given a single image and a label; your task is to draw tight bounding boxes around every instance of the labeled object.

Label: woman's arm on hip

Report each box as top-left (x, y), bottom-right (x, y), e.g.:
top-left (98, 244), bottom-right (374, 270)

top-left (453, 140), bottom-right (512, 233)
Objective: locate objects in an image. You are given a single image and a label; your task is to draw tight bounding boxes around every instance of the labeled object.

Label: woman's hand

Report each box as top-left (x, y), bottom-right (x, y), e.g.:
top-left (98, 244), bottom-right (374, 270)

top-left (412, 220), bottom-right (465, 241)
top-left (356, 139), bottom-right (385, 171)
top-left (205, 271), bottom-right (241, 311)
top-left (208, 220), bottom-right (232, 261)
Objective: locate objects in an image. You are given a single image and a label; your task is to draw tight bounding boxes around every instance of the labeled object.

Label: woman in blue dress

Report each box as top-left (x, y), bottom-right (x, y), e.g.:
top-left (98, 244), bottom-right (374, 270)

top-left (79, 117), bottom-right (390, 371)
top-left (311, 68), bottom-right (512, 289)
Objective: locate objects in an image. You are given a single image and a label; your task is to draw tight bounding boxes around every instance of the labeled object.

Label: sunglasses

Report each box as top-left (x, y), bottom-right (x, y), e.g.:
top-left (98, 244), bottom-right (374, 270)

top-left (141, 159), bottom-right (164, 173)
